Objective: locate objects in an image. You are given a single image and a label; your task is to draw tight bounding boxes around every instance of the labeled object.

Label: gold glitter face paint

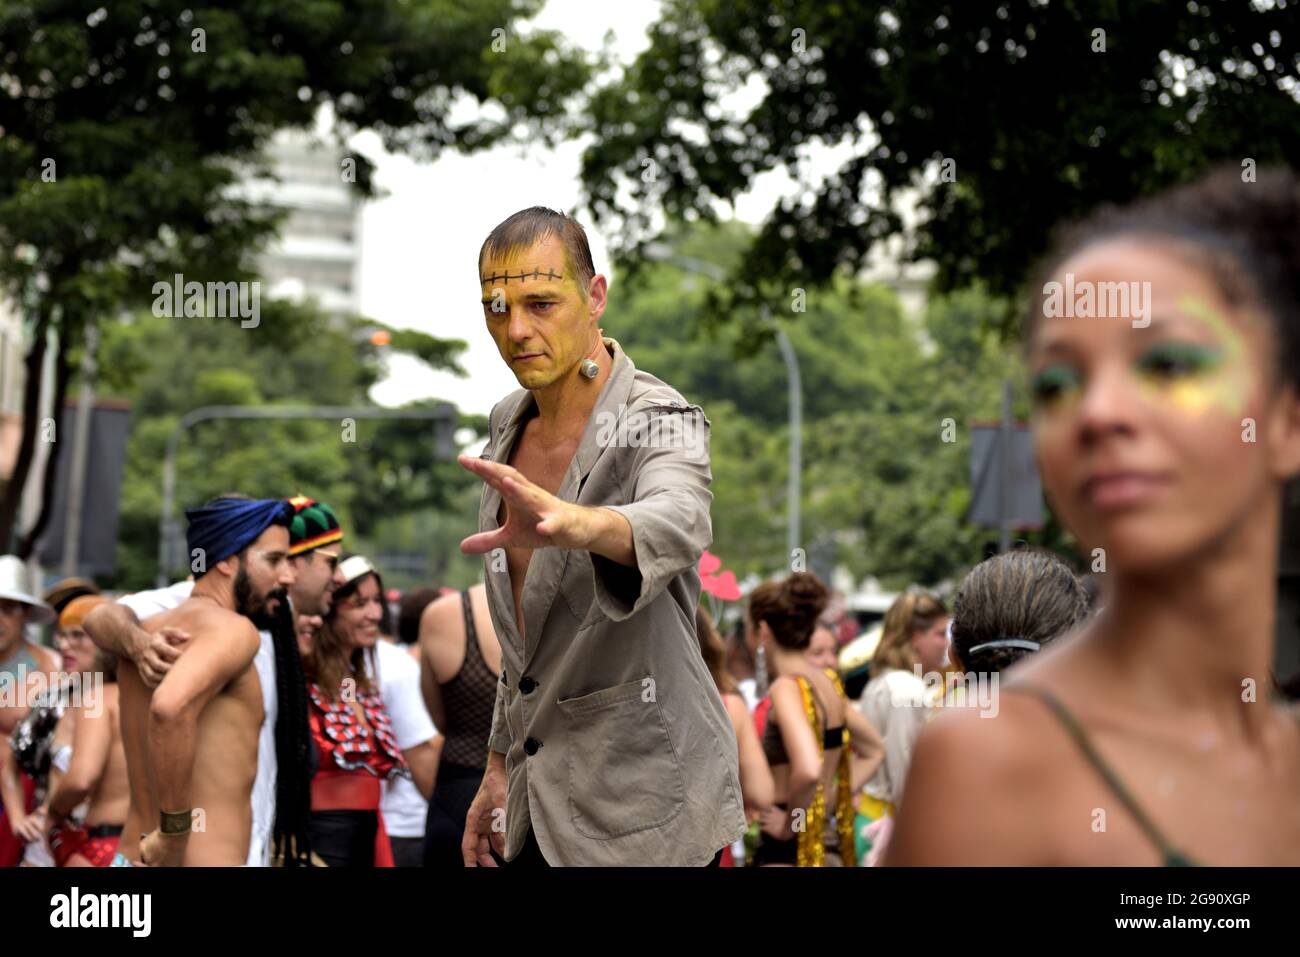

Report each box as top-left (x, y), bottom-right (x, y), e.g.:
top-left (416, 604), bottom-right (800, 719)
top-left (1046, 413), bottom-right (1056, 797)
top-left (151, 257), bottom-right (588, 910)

top-left (1130, 293), bottom-right (1252, 418)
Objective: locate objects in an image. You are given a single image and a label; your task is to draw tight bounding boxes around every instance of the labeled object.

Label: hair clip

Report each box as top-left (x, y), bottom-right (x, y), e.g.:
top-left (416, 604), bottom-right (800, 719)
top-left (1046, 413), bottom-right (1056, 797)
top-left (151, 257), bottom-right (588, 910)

top-left (966, 638), bottom-right (1041, 654)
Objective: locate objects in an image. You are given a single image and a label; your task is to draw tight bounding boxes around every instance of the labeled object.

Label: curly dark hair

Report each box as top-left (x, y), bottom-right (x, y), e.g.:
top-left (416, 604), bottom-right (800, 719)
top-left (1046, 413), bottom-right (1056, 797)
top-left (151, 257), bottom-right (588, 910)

top-left (1024, 164), bottom-right (1300, 391)
top-left (747, 572), bottom-right (830, 652)
top-left (951, 549), bottom-right (1090, 674)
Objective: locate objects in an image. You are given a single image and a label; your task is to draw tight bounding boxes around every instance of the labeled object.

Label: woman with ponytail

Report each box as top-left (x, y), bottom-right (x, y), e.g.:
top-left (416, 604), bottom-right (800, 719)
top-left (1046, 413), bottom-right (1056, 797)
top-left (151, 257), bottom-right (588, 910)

top-left (946, 549), bottom-right (1090, 681)
top-left (749, 572), bottom-right (865, 866)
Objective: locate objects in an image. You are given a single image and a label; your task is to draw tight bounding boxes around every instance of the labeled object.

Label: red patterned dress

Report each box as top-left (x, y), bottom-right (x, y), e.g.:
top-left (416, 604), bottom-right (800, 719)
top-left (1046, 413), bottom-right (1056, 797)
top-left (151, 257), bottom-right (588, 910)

top-left (308, 680), bottom-right (410, 867)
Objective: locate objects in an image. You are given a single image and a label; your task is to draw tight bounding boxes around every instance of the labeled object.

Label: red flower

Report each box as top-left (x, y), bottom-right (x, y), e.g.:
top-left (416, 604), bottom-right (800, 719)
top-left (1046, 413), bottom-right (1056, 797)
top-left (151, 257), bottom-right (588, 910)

top-left (699, 551), bottom-right (741, 601)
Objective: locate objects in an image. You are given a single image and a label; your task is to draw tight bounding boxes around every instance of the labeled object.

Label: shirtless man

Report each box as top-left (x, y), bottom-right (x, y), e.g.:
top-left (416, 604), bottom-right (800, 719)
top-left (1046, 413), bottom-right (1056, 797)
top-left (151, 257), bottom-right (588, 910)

top-left (120, 496), bottom-right (295, 866)
top-left (87, 494), bottom-right (337, 866)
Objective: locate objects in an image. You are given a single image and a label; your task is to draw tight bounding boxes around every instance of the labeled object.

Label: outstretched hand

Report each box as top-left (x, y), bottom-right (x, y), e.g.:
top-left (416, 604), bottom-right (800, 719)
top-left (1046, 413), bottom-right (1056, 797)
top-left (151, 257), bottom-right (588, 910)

top-left (457, 454), bottom-right (594, 555)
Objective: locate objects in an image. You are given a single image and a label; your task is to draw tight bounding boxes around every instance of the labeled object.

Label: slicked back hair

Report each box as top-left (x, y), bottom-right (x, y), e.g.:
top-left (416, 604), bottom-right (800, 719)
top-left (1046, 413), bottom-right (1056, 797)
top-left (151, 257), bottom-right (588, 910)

top-left (478, 206), bottom-right (597, 300)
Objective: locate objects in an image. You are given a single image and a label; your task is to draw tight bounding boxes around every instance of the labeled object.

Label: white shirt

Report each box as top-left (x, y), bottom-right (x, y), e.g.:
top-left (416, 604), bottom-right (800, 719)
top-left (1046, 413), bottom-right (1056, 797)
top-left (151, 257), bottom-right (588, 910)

top-left (118, 580), bottom-right (277, 867)
top-left (372, 639), bottom-right (436, 839)
top-left (858, 667), bottom-right (932, 808)
top-left (736, 677), bottom-right (760, 714)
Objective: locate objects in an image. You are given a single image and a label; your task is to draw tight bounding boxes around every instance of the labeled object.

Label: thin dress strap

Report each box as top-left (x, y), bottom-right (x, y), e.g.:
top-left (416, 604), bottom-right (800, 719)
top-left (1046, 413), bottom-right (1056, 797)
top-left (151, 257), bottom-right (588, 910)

top-left (460, 589), bottom-right (483, 668)
top-left (1009, 683), bottom-right (1196, 867)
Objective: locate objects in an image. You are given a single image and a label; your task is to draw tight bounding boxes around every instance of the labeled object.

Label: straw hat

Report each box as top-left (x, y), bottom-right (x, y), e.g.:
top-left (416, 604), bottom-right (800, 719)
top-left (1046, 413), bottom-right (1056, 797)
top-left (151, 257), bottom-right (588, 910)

top-left (42, 577), bottom-right (100, 615)
top-left (0, 555), bottom-right (56, 625)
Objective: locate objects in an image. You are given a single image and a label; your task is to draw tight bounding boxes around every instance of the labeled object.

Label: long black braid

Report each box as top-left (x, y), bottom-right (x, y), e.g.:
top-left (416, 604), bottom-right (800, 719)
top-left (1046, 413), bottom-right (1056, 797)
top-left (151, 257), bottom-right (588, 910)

top-left (269, 596), bottom-right (314, 865)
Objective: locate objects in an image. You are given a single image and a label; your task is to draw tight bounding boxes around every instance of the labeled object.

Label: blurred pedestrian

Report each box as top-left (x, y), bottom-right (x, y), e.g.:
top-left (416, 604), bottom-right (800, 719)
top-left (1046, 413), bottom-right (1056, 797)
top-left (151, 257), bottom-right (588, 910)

top-left (697, 605), bottom-right (772, 865)
top-left (890, 167), bottom-right (1300, 864)
top-left (854, 589), bottom-right (948, 862)
top-left (0, 556), bottom-right (59, 867)
top-left (417, 584), bottom-right (499, 867)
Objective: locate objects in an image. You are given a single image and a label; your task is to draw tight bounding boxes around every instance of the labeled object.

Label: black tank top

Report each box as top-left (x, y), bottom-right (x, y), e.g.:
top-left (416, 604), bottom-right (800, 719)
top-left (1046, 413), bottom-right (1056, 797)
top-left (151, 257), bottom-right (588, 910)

top-left (761, 676), bottom-right (844, 766)
top-left (437, 590), bottom-right (498, 770)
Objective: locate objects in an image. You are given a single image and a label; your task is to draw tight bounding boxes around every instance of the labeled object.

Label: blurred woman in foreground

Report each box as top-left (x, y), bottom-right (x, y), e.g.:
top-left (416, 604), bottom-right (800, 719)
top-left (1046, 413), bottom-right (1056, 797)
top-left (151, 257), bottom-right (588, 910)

top-left (890, 167), bottom-right (1300, 865)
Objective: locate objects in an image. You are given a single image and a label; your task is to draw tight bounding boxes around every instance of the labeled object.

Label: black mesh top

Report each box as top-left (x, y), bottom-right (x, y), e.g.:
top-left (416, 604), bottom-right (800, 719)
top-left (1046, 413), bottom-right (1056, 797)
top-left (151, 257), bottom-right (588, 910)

top-left (437, 590), bottom-right (498, 769)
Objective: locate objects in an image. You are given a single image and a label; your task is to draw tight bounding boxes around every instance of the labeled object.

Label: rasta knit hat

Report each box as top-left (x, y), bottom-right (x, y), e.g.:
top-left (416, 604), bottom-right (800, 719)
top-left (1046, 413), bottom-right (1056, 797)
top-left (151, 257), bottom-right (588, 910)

top-left (287, 495), bottom-right (344, 556)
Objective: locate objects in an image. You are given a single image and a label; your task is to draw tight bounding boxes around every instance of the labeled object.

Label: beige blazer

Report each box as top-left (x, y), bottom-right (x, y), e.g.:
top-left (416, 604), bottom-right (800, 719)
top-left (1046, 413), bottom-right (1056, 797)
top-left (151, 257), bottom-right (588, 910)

top-left (479, 337), bottom-right (746, 865)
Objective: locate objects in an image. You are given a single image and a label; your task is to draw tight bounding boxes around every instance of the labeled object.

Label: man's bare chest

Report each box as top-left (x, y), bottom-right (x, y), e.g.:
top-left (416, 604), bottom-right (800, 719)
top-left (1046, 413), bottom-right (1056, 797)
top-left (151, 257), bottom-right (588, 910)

top-left (510, 423), bottom-right (579, 495)
top-left (498, 427), bottom-right (580, 588)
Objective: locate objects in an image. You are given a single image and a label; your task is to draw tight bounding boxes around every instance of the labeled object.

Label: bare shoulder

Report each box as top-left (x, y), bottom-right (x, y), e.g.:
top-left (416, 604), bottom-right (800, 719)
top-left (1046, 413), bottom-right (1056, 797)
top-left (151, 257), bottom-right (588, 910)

top-left (419, 591), bottom-right (463, 649)
top-left (180, 602), bottom-right (259, 656)
top-left (75, 684), bottom-right (114, 730)
top-left (421, 591), bottom-right (462, 630)
top-left (803, 668), bottom-right (844, 720)
top-left (923, 690), bottom-right (1055, 776)
top-left (767, 674), bottom-right (799, 706)
top-left (721, 691), bottom-right (749, 728)
top-left (886, 691), bottom-right (1060, 865)
top-left (468, 584), bottom-right (493, 627)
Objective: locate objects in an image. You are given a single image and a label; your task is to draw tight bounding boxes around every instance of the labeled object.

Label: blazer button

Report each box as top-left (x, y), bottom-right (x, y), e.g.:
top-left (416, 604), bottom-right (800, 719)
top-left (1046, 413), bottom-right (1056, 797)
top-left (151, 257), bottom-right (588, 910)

top-left (519, 676), bottom-right (537, 694)
top-left (523, 737), bottom-right (541, 756)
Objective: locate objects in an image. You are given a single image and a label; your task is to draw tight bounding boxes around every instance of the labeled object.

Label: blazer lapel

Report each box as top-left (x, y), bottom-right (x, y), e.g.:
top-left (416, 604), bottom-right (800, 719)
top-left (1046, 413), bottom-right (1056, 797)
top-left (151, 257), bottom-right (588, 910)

top-left (518, 338), bottom-right (636, 662)
top-left (479, 390), bottom-right (534, 653)
top-left (560, 337), bottom-right (637, 500)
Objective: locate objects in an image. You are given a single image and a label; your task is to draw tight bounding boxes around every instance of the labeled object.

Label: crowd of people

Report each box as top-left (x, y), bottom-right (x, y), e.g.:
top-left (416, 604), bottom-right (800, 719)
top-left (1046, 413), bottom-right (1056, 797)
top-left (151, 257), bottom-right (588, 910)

top-left (0, 519), bottom-right (1088, 868)
top-left (2, 164), bottom-right (1300, 866)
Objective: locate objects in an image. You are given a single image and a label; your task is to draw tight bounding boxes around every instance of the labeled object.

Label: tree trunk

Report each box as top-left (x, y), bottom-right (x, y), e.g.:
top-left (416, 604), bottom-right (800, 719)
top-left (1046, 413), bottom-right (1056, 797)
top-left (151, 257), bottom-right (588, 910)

top-left (17, 326), bottom-right (74, 559)
top-left (0, 305), bottom-right (51, 552)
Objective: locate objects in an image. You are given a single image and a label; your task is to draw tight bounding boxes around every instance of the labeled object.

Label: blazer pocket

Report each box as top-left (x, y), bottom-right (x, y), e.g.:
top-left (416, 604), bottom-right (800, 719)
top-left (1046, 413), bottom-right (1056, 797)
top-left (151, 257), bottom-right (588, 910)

top-left (556, 677), bottom-right (684, 840)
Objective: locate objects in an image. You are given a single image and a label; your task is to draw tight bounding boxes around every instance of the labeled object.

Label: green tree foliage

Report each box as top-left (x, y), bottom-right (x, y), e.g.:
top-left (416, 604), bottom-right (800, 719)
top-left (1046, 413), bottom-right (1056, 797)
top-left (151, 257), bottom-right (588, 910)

top-left (610, 224), bottom-right (1069, 589)
top-left (96, 300), bottom-right (485, 589)
top-left (0, 0), bottom-right (591, 550)
top-left (579, 1), bottom-right (1300, 324)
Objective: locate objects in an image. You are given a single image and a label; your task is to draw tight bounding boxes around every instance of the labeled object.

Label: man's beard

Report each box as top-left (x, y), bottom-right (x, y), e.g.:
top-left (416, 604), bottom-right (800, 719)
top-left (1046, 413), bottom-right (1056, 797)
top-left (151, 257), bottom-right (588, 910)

top-left (235, 567), bottom-right (287, 631)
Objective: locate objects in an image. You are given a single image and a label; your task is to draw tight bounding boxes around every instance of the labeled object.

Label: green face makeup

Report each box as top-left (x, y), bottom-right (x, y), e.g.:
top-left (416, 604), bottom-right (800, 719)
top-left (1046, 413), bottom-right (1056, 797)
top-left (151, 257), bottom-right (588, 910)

top-left (1030, 364), bottom-right (1083, 410)
top-left (1031, 293), bottom-right (1253, 418)
top-left (1134, 294), bottom-right (1251, 416)
top-left (1132, 340), bottom-right (1229, 416)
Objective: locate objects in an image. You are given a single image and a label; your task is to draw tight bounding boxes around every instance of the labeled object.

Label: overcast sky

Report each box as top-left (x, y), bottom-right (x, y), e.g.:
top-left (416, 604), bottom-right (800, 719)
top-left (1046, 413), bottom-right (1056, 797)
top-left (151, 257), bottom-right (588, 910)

top-left (354, 0), bottom-right (662, 418)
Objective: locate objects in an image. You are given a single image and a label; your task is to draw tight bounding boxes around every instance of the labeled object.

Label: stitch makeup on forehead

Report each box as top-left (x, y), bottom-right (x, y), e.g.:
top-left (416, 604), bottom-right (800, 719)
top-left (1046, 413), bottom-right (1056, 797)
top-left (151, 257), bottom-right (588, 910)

top-left (479, 267), bottom-right (564, 286)
top-left (480, 260), bottom-right (571, 314)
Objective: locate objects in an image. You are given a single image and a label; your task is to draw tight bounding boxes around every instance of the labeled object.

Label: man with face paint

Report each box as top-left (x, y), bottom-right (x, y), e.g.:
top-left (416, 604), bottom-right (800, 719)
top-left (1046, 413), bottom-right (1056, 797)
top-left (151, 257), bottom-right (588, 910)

top-left (459, 207), bottom-right (745, 866)
top-left (113, 496), bottom-right (296, 866)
